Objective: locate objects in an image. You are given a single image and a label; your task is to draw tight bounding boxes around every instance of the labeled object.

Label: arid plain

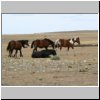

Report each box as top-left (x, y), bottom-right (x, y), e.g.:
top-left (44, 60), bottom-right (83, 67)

top-left (2, 30), bottom-right (98, 86)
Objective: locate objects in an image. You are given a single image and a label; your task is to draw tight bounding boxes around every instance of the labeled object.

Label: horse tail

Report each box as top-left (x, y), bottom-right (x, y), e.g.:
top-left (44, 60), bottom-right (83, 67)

top-left (31, 41), bottom-right (34, 48)
top-left (7, 42), bottom-right (11, 51)
top-left (55, 39), bottom-right (61, 48)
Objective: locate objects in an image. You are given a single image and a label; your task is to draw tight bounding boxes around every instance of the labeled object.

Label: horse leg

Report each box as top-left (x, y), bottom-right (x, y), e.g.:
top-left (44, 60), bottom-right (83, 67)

top-left (45, 47), bottom-right (48, 50)
top-left (60, 46), bottom-right (62, 51)
top-left (9, 49), bottom-right (13, 57)
top-left (66, 46), bottom-right (70, 55)
top-left (52, 44), bottom-right (54, 49)
top-left (14, 50), bottom-right (18, 57)
top-left (20, 50), bottom-right (23, 57)
top-left (33, 46), bottom-right (37, 52)
top-left (10, 49), bottom-right (13, 57)
top-left (8, 50), bottom-right (11, 57)
top-left (35, 47), bottom-right (37, 51)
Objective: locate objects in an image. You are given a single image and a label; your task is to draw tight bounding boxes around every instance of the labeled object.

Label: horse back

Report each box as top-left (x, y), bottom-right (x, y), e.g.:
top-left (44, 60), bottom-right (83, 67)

top-left (59, 39), bottom-right (67, 47)
top-left (9, 40), bottom-right (22, 49)
top-left (38, 40), bottom-right (49, 47)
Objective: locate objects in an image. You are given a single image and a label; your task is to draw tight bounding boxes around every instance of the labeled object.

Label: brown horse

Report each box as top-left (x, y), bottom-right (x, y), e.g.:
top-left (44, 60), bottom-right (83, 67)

top-left (55, 37), bottom-right (80, 55)
top-left (55, 37), bottom-right (80, 51)
top-left (31, 38), bottom-right (55, 51)
top-left (7, 40), bottom-right (29, 57)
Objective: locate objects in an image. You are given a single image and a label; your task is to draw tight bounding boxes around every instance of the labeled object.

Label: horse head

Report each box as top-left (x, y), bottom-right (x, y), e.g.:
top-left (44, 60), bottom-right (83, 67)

top-left (18, 40), bottom-right (29, 48)
top-left (74, 37), bottom-right (80, 45)
top-left (23, 40), bottom-right (29, 48)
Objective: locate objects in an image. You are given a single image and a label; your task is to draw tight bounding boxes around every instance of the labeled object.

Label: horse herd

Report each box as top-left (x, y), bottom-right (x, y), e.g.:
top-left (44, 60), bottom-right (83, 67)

top-left (6, 37), bottom-right (80, 58)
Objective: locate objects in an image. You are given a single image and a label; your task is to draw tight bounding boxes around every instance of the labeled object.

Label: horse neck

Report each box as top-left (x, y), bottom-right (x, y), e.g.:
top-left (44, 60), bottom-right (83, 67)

top-left (18, 41), bottom-right (24, 47)
top-left (69, 38), bottom-right (74, 45)
top-left (45, 39), bottom-right (54, 45)
top-left (21, 42), bottom-right (25, 48)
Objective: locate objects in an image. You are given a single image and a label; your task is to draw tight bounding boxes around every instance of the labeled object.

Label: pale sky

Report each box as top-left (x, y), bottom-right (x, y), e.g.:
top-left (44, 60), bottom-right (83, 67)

top-left (2, 14), bottom-right (98, 34)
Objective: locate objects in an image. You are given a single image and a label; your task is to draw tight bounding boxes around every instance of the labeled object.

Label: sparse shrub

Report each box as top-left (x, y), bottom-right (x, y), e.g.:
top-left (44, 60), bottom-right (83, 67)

top-left (50, 55), bottom-right (60, 60)
top-left (68, 65), bottom-right (72, 68)
top-left (88, 63), bottom-right (91, 65)
top-left (39, 78), bottom-right (43, 81)
top-left (79, 67), bottom-right (89, 72)
top-left (45, 65), bottom-right (48, 67)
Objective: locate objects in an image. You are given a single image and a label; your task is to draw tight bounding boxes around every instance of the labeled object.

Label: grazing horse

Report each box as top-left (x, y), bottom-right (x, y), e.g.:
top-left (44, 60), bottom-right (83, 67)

top-left (31, 49), bottom-right (57, 58)
top-left (31, 38), bottom-right (55, 51)
top-left (7, 40), bottom-right (29, 57)
top-left (55, 37), bottom-right (80, 51)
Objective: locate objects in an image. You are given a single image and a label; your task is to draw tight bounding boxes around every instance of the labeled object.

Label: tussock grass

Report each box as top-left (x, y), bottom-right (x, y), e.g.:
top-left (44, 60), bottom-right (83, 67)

top-left (79, 67), bottom-right (89, 72)
top-left (49, 55), bottom-right (60, 60)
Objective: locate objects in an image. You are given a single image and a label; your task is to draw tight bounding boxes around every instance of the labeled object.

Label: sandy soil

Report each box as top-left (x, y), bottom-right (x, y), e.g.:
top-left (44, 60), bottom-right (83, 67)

top-left (1, 30), bottom-right (98, 86)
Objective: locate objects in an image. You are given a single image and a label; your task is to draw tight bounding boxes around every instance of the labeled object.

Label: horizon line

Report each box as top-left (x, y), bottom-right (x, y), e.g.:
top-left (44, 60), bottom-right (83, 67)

top-left (2, 29), bottom-right (98, 35)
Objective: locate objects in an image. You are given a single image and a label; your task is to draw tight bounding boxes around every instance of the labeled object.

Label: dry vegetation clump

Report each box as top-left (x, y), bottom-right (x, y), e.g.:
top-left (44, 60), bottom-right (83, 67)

top-left (79, 66), bottom-right (89, 72)
top-left (49, 55), bottom-right (60, 60)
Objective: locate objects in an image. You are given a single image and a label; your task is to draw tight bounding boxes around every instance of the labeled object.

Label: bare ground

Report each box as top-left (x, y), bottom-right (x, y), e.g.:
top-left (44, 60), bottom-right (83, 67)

top-left (1, 31), bottom-right (98, 86)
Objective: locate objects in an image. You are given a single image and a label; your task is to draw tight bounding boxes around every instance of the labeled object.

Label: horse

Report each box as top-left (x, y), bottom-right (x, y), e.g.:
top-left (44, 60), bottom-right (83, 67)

top-left (55, 37), bottom-right (80, 55)
top-left (7, 40), bottom-right (29, 57)
top-left (55, 37), bottom-right (80, 50)
top-left (31, 49), bottom-right (57, 58)
top-left (31, 38), bottom-right (55, 52)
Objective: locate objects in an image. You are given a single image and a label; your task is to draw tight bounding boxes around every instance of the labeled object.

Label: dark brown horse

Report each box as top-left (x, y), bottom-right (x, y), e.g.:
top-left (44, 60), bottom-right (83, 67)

top-left (31, 38), bottom-right (55, 51)
top-left (7, 40), bottom-right (29, 57)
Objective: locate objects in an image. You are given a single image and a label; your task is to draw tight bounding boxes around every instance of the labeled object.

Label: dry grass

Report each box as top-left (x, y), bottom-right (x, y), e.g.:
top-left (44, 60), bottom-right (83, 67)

top-left (2, 30), bottom-right (98, 86)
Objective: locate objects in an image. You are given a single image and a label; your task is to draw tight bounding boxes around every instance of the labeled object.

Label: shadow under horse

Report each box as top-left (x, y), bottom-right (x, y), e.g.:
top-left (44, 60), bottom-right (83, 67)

top-left (31, 38), bottom-right (55, 51)
top-left (7, 40), bottom-right (29, 57)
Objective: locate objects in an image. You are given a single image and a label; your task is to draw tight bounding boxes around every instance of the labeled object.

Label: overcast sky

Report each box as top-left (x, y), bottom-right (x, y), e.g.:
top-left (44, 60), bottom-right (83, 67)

top-left (2, 14), bottom-right (98, 34)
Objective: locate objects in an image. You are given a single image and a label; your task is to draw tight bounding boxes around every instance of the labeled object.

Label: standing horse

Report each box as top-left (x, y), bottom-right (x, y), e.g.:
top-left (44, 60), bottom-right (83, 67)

top-left (55, 37), bottom-right (80, 50)
top-left (55, 37), bottom-right (80, 55)
top-left (31, 38), bottom-right (55, 52)
top-left (7, 40), bottom-right (29, 57)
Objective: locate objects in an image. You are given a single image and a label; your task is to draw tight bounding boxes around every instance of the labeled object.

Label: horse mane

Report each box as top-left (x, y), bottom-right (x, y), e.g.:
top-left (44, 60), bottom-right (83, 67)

top-left (17, 40), bottom-right (29, 48)
top-left (17, 40), bottom-right (28, 42)
top-left (44, 38), bottom-right (54, 44)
